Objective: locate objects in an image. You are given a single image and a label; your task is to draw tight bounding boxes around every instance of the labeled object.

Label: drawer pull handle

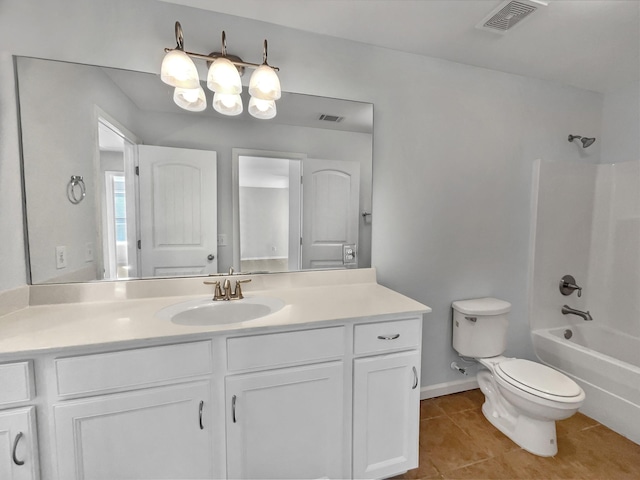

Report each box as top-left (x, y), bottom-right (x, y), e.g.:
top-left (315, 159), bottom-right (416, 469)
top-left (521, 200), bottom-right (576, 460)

top-left (199, 400), bottom-right (204, 430)
top-left (412, 366), bottom-right (419, 390)
top-left (12, 432), bottom-right (25, 466)
top-left (232, 395), bottom-right (237, 423)
top-left (377, 334), bottom-right (400, 340)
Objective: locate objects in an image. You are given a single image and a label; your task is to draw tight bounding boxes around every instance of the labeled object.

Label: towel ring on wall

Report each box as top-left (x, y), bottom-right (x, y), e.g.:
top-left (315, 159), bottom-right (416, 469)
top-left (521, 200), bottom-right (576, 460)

top-left (67, 175), bottom-right (86, 204)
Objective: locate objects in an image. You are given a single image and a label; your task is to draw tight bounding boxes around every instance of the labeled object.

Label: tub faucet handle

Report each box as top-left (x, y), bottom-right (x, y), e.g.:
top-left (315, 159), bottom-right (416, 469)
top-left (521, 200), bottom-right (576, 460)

top-left (560, 275), bottom-right (582, 297)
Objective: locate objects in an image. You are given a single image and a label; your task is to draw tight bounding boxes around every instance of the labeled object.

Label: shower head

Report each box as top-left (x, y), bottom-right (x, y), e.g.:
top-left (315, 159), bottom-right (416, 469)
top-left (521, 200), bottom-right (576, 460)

top-left (568, 134), bottom-right (596, 148)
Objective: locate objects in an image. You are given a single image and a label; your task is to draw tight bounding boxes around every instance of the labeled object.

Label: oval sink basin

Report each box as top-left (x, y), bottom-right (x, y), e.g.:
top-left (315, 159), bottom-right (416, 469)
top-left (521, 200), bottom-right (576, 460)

top-left (157, 296), bottom-right (285, 326)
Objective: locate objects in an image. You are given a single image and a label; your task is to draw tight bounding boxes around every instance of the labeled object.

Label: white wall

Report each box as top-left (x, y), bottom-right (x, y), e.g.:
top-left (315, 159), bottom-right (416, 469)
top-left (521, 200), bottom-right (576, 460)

top-left (0, 53), bottom-right (26, 291)
top-left (239, 187), bottom-right (289, 260)
top-left (601, 82), bottom-right (640, 164)
top-left (18, 57), bottom-right (139, 283)
top-left (0, 0), bottom-right (607, 388)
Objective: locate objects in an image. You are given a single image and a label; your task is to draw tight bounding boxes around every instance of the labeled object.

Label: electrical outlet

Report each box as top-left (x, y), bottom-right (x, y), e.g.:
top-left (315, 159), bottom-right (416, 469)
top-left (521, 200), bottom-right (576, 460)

top-left (56, 246), bottom-right (68, 269)
top-left (343, 244), bottom-right (357, 266)
top-left (217, 234), bottom-right (228, 246)
top-left (85, 242), bottom-right (94, 262)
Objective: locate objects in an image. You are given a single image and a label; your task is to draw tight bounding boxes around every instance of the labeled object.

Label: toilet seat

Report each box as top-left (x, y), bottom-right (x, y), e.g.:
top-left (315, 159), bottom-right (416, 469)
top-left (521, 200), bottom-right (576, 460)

top-left (494, 359), bottom-right (583, 403)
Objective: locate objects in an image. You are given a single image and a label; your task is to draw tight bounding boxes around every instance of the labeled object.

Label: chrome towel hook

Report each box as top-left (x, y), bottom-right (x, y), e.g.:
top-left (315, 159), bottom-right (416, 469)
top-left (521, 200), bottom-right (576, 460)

top-left (67, 175), bottom-right (86, 204)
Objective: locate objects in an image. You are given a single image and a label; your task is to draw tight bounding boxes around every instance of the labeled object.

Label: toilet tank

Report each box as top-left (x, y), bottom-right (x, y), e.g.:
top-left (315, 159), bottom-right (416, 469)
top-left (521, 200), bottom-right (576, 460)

top-left (452, 297), bottom-right (511, 358)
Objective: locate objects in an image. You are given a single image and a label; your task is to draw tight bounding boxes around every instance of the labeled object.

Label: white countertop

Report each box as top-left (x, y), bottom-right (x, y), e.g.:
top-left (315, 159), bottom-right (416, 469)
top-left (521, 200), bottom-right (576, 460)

top-left (0, 270), bottom-right (430, 356)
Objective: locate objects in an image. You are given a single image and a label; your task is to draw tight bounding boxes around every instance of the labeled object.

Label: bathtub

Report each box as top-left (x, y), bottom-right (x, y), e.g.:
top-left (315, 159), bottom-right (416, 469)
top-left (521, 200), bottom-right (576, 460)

top-left (532, 324), bottom-right (640, 444)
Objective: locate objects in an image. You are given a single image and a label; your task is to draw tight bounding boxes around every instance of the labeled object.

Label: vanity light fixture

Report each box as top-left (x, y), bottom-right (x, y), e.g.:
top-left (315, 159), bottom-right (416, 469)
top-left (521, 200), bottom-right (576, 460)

top-left (161, 21), bottom-right (281, 119)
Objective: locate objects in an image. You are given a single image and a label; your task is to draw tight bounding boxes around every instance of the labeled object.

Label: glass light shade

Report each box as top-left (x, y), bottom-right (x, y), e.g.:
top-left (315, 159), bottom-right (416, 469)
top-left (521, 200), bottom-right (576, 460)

top-left (212, 92), bottom-right (243, 116)
top-left (161, 50), bottom-right (200, 89)
top-left (248, 65), bottom-right (281, 100)
top-left (207, 57), bottom-right (242, 94)
top-left (173, 86), bottom-right (206, 112)
top-left (248, 97), bottom-right (277, 120)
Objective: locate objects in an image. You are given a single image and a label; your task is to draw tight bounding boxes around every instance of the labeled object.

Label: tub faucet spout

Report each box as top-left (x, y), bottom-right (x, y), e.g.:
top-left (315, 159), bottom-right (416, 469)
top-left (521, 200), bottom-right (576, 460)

top-left (561, 305), bottom-right (593, 321)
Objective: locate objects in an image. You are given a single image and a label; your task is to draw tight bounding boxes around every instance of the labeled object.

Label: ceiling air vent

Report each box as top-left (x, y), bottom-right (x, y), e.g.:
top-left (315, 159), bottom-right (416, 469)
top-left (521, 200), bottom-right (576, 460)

top-left (477, 0), bottom-right (545, 34)
top-left (319, 114), bottom-right (344, 123)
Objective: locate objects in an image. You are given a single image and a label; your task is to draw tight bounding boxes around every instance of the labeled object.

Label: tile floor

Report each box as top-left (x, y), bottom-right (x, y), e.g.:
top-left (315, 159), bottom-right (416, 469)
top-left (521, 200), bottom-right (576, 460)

top-left (395, 389), bottom-right (640, 479)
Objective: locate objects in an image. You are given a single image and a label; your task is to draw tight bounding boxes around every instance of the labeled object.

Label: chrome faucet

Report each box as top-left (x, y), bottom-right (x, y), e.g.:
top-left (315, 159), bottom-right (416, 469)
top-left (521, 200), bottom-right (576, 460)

top-left (561, 305), bottom-right (593, 321)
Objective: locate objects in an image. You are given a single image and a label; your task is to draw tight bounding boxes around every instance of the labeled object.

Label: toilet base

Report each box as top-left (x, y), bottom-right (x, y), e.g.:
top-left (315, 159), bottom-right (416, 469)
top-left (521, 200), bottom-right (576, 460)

top-left (481, 400), bottom-right (558, 457)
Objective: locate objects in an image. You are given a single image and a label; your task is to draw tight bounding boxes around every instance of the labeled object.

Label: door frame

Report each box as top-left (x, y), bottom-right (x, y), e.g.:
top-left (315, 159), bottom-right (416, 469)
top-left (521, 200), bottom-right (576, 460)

top-left (94, 107), bottom-right (140, 279)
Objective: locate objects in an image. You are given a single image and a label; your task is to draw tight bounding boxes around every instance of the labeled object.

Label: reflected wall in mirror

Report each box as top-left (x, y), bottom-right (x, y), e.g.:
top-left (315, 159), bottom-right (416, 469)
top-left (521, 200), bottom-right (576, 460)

top-left (16, 56), bottom-right (373, 284)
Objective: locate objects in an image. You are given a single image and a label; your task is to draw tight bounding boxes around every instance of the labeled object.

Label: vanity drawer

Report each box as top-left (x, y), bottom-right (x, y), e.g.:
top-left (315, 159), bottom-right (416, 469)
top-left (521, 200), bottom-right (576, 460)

top-left (0, 361), bottom-right (34, 406)
top-left (55, 341), bottom-right (212, 397)
top-left (354, 318), bottom-right (422, 355)
top-left (227, 326), bottom-right (345, 371)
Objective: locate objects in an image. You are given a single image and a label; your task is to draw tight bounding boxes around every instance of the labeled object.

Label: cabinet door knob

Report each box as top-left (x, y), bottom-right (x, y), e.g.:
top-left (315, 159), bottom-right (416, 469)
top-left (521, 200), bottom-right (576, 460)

top-left (12, 431), bottom-right (25, 466)
top-left (207, 254), bottom-right (215, 261)
top-left (199, 400), bottom-right (204, 430)
top-left (232, 395), bottom-right (237, 423)
top-left (377, 334), bottom-right (400, 340)
top-left (412, 366), bottom-right (418, 390)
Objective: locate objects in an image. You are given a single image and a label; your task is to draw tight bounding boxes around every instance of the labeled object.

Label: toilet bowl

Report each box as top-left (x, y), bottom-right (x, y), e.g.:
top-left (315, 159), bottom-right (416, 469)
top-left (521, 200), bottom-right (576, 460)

top-left (452, 298), bottom-right (585, 456)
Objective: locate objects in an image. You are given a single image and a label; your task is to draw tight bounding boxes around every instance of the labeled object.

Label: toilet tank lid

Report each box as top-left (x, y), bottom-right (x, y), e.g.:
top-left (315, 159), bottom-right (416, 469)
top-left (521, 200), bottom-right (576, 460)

top-left (452, 297), bottom-right (511, 315)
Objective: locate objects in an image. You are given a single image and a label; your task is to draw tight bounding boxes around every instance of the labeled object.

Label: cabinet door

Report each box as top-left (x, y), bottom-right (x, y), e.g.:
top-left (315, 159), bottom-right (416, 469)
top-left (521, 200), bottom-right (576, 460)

top-left (0, 407), bottom-right (39, 480)
top-left (226, 362), bottom-right (345, 479)
top-left (353, 350), bottom-right (421, 479)
top-left (53, 381), bottom-right (213, 480)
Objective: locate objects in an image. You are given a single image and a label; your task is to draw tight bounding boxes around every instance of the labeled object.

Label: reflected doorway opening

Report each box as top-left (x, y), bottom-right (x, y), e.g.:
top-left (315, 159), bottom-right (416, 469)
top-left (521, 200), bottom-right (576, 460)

top-left (233, 149), bottom-right (305, 273)
top-left (97, 116), bottom-right (139, 280)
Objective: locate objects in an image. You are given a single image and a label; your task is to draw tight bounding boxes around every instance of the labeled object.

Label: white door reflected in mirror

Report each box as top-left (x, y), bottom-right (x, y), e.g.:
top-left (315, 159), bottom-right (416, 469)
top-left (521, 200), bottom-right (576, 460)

top-left (139, 145), bottom-right (218, 277)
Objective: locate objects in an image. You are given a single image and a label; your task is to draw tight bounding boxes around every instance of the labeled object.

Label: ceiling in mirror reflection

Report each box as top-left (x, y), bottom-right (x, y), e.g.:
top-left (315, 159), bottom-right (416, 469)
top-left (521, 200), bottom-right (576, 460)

top-left (17, 56), bottom-right (373, 284)
top-left (103, 68), bottom-right (373, 134)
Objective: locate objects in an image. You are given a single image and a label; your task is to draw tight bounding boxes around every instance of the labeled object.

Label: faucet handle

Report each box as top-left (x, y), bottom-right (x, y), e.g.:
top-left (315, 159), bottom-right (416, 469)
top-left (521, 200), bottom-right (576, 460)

top-left (203, 280), bottom-right (224, 301)
top-left (234, 279), bottom-right (252, 299)
top-left (559, 275), bottom-right (582, 297)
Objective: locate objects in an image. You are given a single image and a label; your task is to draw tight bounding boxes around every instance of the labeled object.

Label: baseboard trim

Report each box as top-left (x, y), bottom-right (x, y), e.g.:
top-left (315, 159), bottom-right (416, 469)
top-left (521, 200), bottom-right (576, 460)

top-left (420, 376), bottom-right (479, 400)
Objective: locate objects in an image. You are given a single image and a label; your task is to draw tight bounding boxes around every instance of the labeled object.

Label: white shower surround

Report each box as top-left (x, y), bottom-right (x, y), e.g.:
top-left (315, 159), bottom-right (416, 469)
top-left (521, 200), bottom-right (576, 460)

top-left (530, 159), bottom-right (640, 444)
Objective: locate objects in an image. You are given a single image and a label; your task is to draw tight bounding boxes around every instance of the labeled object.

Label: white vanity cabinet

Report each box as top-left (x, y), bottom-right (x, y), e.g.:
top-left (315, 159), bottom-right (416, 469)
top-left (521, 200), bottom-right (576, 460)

top-left (225, 362), bottom-right (345, 479)
top-left (50, 341), bottom-right (215, 480)
top-left (224, 327), bottom-right (347, 479)
top-left (0, 362), bottom-right (39, 480)
top-left (352, 319), bottom-right (422, 479)
top-left (0, 407), bottom-right (39, 480)
top-left (53, 381), bottom-right (213, 480)
top-left (0, 283), bottom-right (427, 480)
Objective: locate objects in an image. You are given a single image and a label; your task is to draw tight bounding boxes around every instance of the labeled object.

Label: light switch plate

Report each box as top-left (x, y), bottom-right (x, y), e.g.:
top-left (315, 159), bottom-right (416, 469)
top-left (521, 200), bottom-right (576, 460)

top-left (217, 234), bottom-right (228, 246)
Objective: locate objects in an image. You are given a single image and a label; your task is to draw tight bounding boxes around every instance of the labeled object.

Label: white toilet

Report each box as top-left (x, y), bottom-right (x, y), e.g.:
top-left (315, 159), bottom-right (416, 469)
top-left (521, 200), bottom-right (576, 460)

top-left (451, 297), bottom-right (585, 457)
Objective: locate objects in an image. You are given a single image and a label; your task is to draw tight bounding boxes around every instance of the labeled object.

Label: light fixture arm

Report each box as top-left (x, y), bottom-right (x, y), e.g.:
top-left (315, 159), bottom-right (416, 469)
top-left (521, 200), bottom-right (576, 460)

top-left (221, 31), bottom-right (228, 57)
top-left (164, 24), bottom-right (279, 72)
top-left (174, 21), bottom-right (185, 50)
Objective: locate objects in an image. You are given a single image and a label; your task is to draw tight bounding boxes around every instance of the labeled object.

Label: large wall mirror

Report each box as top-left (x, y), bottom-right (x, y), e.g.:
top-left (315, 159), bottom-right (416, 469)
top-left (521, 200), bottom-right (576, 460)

top-left (16, 56), bottom-right (373, 284)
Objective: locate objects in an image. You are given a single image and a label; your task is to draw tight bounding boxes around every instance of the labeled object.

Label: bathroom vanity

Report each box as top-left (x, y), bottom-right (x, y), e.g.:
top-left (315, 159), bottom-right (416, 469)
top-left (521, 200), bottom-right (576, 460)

top-left (0, 269), bottom-right (429, 480)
